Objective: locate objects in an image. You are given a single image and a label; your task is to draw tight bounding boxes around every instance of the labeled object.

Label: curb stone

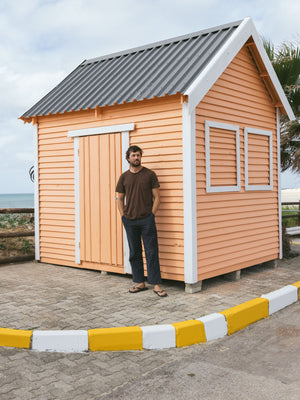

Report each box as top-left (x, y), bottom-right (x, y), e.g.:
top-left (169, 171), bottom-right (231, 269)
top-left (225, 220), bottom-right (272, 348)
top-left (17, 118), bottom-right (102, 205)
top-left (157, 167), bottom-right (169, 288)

top-left (0, 281), bottom-right (299, 353)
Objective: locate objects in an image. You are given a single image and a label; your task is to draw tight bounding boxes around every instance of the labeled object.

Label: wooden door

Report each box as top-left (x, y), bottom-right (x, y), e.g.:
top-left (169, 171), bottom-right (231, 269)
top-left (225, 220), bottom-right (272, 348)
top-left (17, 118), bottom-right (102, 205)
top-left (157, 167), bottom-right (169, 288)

top-left (79, 133), bottom-right (124, 271)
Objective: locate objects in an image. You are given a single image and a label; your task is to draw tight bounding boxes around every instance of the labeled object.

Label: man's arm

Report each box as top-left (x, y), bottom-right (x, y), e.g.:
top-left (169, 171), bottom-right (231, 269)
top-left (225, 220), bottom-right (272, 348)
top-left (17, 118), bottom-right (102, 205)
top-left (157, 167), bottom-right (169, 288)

top-left (152, 187), bottom-right (160, 215)
top-left (116, 192), bottom-right (125, 217)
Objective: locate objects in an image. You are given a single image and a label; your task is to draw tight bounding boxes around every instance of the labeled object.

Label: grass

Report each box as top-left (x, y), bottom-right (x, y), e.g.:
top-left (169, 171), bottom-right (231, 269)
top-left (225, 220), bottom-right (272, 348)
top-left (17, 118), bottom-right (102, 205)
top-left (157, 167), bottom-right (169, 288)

top-left (282, 205), bottom-right (300, 228)
top-left (0, 213), bottom-right (34, 256)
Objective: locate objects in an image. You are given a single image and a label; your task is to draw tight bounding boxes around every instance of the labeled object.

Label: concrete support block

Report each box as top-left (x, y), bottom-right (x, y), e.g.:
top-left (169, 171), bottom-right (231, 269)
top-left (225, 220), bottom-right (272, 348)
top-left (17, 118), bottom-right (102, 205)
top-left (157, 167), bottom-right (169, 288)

top-left (262, 259), bottom-right (278, 268)
top-left (100, 271), bottom-right (108, 275)
top-left (197, 313), bottom-right (228, 341)
top-left (141, 325), bottom-right (176, 349)
top-left (261, 285), bottom-right (298, 314)
top-left (185, 281), bottom-right (202, 293)
top-left (32, 330), bottom-right (88, 353)
top-left (224, 270), bottom-right (241, 281)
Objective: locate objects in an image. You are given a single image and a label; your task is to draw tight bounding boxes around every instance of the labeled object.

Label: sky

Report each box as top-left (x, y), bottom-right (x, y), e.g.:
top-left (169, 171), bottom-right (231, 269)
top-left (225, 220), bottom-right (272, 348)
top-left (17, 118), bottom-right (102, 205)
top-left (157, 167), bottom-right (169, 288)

top-left (0, 0), bottom-right (299, 194)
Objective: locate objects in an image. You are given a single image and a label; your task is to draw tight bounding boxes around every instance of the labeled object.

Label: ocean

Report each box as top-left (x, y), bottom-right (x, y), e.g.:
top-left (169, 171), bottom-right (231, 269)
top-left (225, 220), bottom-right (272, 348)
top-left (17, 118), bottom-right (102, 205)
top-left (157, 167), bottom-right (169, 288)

top-left (0, 193), bottom-right (34, 208)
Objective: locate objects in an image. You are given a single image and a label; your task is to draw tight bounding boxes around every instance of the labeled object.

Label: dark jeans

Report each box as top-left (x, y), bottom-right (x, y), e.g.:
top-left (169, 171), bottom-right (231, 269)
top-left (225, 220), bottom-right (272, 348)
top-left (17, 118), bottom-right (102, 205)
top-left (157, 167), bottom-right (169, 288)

top-left (122, 213), bottom-right (162, 285)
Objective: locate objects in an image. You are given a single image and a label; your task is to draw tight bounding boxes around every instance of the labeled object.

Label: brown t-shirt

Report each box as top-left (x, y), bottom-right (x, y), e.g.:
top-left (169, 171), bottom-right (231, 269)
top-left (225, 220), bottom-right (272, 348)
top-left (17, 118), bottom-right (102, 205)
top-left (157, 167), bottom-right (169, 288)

top-left (115, 167), bottom-right (160, 220)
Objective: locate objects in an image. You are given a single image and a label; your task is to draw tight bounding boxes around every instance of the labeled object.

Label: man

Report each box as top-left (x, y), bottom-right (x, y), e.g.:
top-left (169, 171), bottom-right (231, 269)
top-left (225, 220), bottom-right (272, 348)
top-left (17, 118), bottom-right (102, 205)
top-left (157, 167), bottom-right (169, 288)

top-left (115, 145), bottom-right (167, 297)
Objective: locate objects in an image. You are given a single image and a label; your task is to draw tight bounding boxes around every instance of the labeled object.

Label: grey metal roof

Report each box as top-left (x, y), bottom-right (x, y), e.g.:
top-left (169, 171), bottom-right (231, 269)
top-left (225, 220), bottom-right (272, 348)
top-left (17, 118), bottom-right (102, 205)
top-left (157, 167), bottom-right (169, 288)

top-left (22, 20), bottom-right (242, 119)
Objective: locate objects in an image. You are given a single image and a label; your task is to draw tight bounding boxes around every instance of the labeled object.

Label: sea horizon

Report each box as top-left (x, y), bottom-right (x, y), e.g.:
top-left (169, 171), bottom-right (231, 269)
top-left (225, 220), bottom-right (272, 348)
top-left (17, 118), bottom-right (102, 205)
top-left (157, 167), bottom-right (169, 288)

top-left (0, 193), bottom-right (34, 208)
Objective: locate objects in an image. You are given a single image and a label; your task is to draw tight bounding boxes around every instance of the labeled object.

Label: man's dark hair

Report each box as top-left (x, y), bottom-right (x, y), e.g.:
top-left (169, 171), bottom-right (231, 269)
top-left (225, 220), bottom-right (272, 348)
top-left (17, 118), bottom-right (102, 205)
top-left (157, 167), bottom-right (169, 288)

top-left (126, 145), bottom-right (143, 161)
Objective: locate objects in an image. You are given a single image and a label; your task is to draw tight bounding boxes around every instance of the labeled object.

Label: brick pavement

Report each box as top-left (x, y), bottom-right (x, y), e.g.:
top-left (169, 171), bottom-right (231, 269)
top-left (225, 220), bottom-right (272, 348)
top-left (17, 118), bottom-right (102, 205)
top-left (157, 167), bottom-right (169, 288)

top-left (0, 248), bottom-right (299, 399)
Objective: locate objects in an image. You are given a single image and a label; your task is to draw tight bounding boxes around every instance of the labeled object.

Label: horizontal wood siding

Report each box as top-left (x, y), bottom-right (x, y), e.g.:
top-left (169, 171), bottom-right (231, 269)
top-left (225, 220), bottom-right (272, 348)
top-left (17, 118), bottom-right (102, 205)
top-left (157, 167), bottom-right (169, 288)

top-left (37, 95), bottom-right (184, 281)
top-left (248, 133), bottom-right (270, 185)
top-left (196, 45), bottom-right (278, 280)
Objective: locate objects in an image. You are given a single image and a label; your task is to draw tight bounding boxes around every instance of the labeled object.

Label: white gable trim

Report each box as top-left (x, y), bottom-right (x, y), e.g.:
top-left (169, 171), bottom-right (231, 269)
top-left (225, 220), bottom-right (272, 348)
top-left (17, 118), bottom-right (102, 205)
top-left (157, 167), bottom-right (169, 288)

top-left (185, 17), bottom-right (295, 121)
top-left (244, 127), bottom-right (273, 191)
top-left (182, 102), bottom-right (198, 283)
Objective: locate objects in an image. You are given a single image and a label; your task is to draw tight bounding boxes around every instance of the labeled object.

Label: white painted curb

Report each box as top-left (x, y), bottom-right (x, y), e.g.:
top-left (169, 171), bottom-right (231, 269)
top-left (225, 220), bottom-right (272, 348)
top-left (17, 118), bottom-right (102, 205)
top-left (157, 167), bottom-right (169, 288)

top-left (32, 330), bottom-right (89, 353)
top-left (261, 285), bottom-right (298, 315)
top-left (141, 325), bottom-right (176, 349)
top-left (197, 313), bottom-right (228, 341)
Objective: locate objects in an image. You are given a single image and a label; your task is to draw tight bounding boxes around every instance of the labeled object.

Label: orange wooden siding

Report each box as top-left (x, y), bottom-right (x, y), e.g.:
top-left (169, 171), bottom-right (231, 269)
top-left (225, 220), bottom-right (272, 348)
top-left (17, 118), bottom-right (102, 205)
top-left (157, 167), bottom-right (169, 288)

top-left (209, 126), bottom-right (238, 187)
top-left (196, 44), bottom-right (278, 280)
top-left (37, 95), bottom-right (184, 280)
top-left (248, 133), bottom-right (270, 185)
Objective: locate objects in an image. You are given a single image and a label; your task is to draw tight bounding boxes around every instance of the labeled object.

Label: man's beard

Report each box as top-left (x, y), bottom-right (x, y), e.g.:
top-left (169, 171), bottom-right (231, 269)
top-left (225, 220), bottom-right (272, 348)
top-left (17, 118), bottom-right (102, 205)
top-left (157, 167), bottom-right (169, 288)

top-left (130, 160), bottom-right (141, 167)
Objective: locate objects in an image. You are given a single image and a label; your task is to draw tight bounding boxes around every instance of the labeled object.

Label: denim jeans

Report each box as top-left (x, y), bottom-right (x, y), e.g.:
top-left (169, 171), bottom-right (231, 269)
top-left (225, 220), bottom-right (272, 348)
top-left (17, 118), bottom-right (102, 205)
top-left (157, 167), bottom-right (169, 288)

top-left (122, 213), bottom-right (162, 285)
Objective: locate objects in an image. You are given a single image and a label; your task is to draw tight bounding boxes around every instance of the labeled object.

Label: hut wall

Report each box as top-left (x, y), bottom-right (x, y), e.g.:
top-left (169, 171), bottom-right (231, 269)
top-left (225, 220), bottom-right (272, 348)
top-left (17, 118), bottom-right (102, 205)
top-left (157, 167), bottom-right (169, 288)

top-left (195, 44), bottom-right (278, 281)
top-left (37, 95), bottom-right (185, 281)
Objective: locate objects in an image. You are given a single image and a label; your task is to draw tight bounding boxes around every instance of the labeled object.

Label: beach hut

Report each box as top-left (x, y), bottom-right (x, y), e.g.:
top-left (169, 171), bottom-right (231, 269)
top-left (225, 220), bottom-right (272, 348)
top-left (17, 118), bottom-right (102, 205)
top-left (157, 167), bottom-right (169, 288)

top-left (21, 18), bottom-right (294, 292)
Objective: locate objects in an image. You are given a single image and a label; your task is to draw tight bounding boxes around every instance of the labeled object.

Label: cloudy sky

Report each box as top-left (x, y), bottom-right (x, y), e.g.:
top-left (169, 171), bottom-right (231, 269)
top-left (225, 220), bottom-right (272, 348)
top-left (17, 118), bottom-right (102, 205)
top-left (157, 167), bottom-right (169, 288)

top-left (1, 0), bottom-right (299, 194)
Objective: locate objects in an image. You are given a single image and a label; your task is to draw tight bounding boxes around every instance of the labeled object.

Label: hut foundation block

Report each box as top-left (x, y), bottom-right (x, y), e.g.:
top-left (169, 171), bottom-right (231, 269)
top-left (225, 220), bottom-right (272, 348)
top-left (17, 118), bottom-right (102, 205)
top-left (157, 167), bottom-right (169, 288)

top-left (224, 270), bottom-right (241, 281)
top-left (262, 259), bottom-right (278, 268)
top-left (185, 281), bottom-right (203, 293)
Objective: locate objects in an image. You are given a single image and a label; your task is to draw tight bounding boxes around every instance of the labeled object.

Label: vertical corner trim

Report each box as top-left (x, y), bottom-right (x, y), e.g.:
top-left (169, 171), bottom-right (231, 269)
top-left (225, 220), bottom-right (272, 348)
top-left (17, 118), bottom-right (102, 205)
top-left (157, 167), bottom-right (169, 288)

top-left (74, 137), bottom-right (80, 264)
top-left (276, 108), bottom-right (282, 259)
top-left (182, 103), bottom-right (197, 283)
top-left (34, 124), bottom-right (40, 261)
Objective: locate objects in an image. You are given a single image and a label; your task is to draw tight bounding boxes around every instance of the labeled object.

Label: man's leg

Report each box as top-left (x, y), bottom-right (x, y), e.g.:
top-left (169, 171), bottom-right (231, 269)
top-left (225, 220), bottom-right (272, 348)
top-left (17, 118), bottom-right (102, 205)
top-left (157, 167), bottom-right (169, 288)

top-left (141, 214), bottom-right (163, 285)
top-left (122, 217), bottom-right (145, 285)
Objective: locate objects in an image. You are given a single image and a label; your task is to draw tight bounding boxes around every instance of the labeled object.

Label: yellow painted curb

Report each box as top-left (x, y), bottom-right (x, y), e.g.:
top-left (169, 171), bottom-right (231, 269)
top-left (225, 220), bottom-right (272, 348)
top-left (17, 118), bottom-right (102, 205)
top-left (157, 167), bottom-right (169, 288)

top-left (172, 319), bottom-right (206, 347)
top-left (0, 328), bottom-right (32, 349)
top-left (292, 281), bottom-right (300, 299)
top-left (88, 326), bottom-right (143, 351)
top-left (220, 298), bottom-right (269, 335)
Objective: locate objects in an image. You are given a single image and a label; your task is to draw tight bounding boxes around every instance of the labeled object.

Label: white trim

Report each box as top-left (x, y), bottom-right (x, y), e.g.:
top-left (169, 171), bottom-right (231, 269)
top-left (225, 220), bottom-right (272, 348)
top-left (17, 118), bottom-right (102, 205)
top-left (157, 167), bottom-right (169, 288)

top-left (182, 102), bottom-right (197, 283)
top-left (71, 126), bottom-right (132, 268)
top-left (74, 137), bottom-right (80, 264)
top-left (244, 127), bottom-right (273, 191)
top-left (205, 120), bottom-right (241, 193)
top-left (68, 123), bottom-right (135, 137)
top-left (34, 124), bottom-right (40, 261)
top-left (185, 17), bottom-right (295, 121)
top-left (277, 108), bottom-right (282, 259)
top-left (121, 132), bottom-right (131, 274)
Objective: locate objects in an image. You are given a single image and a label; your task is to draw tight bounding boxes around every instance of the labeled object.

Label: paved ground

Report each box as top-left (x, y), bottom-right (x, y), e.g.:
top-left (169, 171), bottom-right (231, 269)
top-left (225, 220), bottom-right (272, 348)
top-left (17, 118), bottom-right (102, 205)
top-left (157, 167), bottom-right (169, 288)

top-left (0, 246), bottom-right (299, 399)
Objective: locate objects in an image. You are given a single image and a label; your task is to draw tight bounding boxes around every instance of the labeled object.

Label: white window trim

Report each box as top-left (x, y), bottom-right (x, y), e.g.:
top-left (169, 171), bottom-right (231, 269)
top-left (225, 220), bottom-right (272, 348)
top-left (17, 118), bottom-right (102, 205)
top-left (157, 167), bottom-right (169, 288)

top-left (205, 120), bottom-right (241, 193)
top-left (70, 123), bottom-right (134, 272)
top-left (244, 127), bottom-right (273, 191)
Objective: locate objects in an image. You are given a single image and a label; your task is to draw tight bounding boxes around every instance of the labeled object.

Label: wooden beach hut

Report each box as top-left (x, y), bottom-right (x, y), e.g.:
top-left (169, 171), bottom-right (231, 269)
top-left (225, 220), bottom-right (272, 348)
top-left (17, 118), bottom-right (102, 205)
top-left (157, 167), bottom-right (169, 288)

top-left (21, 18), bottom-right (294, 292)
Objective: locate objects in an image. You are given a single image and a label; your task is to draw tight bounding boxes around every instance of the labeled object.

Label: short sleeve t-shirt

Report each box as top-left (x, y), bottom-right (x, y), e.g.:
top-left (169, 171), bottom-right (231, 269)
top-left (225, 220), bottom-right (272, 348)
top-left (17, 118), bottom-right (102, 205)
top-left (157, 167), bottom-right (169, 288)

top-left (115, 167), bottom-right (160, 220)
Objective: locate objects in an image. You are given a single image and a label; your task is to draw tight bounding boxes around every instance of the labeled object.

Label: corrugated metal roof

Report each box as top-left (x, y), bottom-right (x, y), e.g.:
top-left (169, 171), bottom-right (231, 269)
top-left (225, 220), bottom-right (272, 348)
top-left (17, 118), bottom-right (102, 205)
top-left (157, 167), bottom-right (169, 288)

top-left (22, 20), bottom-right (242, 119)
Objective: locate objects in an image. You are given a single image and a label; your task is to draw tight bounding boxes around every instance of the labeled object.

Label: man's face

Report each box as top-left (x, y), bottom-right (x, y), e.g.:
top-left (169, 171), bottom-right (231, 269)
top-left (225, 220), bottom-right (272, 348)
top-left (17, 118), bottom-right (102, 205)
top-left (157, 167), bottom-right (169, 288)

top-left (128, 151), bottom-right (142, 167)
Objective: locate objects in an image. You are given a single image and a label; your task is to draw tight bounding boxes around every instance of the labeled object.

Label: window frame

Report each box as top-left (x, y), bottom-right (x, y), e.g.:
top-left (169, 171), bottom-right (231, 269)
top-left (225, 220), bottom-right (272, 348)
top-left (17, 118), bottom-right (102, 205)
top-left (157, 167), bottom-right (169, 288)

top-left (205, 120), bottom-right (241, 193)
top-left (244, 127), bottom-right (273, 191)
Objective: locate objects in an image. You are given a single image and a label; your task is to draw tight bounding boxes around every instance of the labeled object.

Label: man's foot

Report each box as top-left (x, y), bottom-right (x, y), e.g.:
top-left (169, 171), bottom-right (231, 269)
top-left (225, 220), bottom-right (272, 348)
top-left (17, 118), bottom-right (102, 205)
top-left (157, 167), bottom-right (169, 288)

top-left (153, 289), bottom-right (168, 297)
top-left (129, 284), bottom-right (148, 293)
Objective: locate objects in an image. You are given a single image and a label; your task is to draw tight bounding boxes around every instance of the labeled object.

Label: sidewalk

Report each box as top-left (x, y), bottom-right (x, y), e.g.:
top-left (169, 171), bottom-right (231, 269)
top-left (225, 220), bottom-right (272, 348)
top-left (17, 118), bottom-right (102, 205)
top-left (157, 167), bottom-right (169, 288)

top-left (0, 246), bottom-right (299, 333)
